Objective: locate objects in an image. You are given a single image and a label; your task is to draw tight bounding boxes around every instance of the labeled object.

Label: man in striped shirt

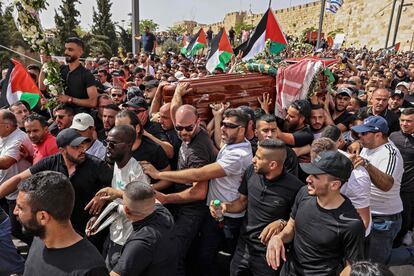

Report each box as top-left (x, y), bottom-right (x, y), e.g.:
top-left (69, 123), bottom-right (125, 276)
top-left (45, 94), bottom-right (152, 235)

top-left (351, 116), bottom-right (414, 265)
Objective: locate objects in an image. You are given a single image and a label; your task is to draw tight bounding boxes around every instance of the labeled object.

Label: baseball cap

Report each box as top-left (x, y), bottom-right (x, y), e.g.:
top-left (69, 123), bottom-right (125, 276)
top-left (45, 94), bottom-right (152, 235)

top-left (174, 71), bottom-right (186, 80)
top-left (391, 89), bottom-right (404, 98)
top-left (122, 96), bottom-right (148, 110)
top-left (70, 113), bottom-right (95, 131)
top-left (300, 150), bottom-right (353, 181)
top-left (56, 128), bottom-right (91, 148)
top-left (351, 115), bottom-right (389, 134)
top-left (290, 100), bottom-right (311, 118)
top-left (396, 82), bottom-right (409, 90)
top-left (336, 87), bottom-right (353, 97)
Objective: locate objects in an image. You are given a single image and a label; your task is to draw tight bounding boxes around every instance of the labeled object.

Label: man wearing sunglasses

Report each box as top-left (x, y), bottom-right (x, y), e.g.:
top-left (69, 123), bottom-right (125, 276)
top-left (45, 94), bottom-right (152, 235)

top-left (110, 87), bottom-right (125, 106)
top-left (142, 108), bottom-right (253, 275)
top-left (351, 116), bottom-right (410, 266)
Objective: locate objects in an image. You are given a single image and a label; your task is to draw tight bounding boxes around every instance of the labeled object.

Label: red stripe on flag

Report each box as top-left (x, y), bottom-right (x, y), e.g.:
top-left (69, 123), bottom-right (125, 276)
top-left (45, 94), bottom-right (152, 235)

top-left (218, 29), bottom-right (233, 53)
top-left (265, 9), bottom-right (287, 45)
top-left (11, 59), bottom-right (41, 95)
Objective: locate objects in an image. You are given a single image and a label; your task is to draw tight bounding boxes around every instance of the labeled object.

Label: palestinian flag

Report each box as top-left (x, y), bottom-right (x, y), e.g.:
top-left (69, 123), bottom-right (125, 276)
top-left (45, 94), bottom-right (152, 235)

top-left (206, 28), bottom-right (234, 73)
top-left (185, 28), bottom-right (207, 57)
top-left (241, 8), bottom-right (287, 61)
top-left (386, 42), bottom-right (401, 52)
top-left (0, 59), bottom-right (42, 109)
top-left (180, 35), bottom-right (190, 55)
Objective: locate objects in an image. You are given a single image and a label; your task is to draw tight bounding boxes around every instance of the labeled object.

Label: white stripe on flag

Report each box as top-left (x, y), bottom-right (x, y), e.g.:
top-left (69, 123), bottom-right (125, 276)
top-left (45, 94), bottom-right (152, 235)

top-left (242, 31), bottom-right (266, 61)
top-left (206, 50), bottom-right (220, 73)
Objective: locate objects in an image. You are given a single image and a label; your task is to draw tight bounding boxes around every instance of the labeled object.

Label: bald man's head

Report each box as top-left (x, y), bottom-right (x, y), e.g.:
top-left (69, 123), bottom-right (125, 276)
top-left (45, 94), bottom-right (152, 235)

top-left (159, 103), bottom-right (173, 130)
top-left (175, 105), bottom-right (200, 143)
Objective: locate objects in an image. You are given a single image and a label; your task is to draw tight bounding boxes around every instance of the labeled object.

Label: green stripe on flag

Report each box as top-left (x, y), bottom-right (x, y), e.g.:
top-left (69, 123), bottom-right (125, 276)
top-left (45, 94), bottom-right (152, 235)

top-left (216, 51), bottom-right (232, 70)
top-left (188, 42), bottom-right (206, 57)
top-left (269, 42), bottom-right (286, 55)
top-left (20, 92), bottom-right (40, 109)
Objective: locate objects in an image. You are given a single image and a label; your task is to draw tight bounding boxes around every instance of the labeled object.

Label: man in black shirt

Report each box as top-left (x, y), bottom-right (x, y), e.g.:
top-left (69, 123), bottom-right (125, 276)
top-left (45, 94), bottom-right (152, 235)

top-left (266, 151), bottom-right (365, 276)
top-left (159, 103), bottom-right (181, 169)
top-left (390, 108), bottom-right (414, 246)
top-left (14, 171), bottom-right (108, 275)
top-left (276, 100), bottom-right (314, 147)
top-left (326, 88), bottom-right (354, 132)
top-left (40, 37), bottom-right (98, 113)
top-left (111, 181), bottom-right (177, 275)
top-left (0, 128), bottom-right (112, 235)
top-left (211, 139), bottom-right (303, 275)
top-left (360, 88), bottom-right (400, 134)
top-left (157, 105), bottom-right (216, 275)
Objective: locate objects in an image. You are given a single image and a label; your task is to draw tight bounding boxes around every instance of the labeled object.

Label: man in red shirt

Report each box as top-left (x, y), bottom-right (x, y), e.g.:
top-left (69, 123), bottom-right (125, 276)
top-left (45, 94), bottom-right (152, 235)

top-left (24, 114), bottom-right (59, 164)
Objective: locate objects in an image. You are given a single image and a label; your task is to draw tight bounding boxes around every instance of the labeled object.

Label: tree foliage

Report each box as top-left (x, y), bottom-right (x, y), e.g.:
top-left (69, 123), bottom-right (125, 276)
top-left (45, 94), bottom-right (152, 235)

top-left (82, 33), bottom-right (112, 57)
top-left (117, 25), bottom-right (132, 53)
top-left (167, 25), bottom-right (186, 35)
top-left (139, 19), bottom-right (159, 33)
top-left (234, 22), bottom-right (254, 36)
top-left (91, 0), bottom-right (118, 55)
top-left (54, 0), bottom-right (81, 54)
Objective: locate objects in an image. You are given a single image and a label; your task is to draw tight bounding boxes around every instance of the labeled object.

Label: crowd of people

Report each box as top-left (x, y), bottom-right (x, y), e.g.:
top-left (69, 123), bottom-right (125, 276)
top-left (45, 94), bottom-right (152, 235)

top-left (0, 32), bottom-right (414, 276)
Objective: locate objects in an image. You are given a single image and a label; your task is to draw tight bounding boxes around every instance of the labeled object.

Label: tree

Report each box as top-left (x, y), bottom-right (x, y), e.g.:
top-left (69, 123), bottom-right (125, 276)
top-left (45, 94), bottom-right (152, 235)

top-left (54, 0), bottom-right (81, 54)
top-left (91, 0), bottom-right (118, 55)
top-left (82, 33), bottom-right (112, 57)
top-left (139, 19), bottom-right (158, 33)
top-left (167, 25), bottom-right (186, 36)
top-left (234, 22), bottom-right (254, 36)
top-left (117, 25), bottom-right (132, 53)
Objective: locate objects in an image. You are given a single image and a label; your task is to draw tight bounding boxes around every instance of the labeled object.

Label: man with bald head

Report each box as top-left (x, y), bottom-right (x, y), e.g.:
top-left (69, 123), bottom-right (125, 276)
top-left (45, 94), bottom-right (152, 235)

top-left (156, 104), bottom-right (216, 276)
top-left (361, 88), bottom-right (400, 134)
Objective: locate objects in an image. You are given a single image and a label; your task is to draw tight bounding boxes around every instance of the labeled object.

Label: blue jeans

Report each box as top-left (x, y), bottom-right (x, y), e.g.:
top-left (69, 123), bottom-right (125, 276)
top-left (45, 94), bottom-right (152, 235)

top-left (366, 213), bottom-right (414, 265)
top-left (0, 215), bottom-right (25, 274)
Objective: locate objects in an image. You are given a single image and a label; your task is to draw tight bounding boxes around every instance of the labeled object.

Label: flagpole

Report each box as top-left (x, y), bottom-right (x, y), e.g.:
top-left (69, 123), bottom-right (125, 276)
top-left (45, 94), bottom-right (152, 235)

top-left (316, 0), bottom-right (326, 49)
top-left (268, 0), bottom-right (272, 8)
top-left (0, 44), bottom-right (41, 64)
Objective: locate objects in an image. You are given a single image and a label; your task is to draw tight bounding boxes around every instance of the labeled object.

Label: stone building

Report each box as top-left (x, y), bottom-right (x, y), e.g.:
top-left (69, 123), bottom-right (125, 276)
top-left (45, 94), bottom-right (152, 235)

top-left (191, 0), bottom-right (414, 51)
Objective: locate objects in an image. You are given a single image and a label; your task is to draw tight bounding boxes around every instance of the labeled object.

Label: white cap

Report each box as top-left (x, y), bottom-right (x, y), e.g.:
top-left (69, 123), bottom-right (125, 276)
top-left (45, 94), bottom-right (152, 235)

top-left (174, 71), bottom-right (186, 80)
top-left (396, 82), bottom-right (409, 90)
top-left (70, 113), bottom-right (95, 131)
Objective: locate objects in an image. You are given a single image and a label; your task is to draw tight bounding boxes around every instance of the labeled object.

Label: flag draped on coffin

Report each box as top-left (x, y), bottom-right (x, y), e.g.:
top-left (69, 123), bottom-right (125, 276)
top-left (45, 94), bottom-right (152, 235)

top-left (241, 8), bottom-right (288, 61)
top-left (185, 28), bottom-right (207, 57)
top-left (206, 28), bottom-right (234, 73)
top-left (0, 59), bottom-right (42, 109)
top-left (326, 0), bottom-right (344, 14)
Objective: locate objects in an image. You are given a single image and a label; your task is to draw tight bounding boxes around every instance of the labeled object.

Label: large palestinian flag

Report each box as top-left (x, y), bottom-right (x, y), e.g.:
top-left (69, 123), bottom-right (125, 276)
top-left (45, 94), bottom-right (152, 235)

top-left (241, 8), bottom-right (287, 61)
top-left (206, 28), bottom-right (234, 73)
top-left (185, 28), bottom-right (207, 57)
top-left (0, 59), bottom-right (42, 109)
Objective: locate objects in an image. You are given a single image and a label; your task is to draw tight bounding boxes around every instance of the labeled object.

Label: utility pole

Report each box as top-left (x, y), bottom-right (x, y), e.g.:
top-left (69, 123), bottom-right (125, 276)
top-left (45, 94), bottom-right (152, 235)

top-left (392, 1), bottom-right (413, 47)
top-left (385, 0), bottom-right (397, 48)
top-left (132, 0), bottom-right (140, 55)
top-left (316, 0), bottom-right (326, 49)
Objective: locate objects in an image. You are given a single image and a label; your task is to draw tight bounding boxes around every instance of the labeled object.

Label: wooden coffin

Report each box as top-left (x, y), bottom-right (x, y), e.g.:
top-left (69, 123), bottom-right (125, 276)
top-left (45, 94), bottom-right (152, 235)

top-left (162, 73), bottom-right (276, 121)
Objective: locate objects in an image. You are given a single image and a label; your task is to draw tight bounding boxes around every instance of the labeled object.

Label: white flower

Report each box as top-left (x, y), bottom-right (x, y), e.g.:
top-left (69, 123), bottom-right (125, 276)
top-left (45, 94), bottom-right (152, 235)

top-left (30, 25), bottom-right (36, 32)
top-left (43, 79), bottom-right (49, 85)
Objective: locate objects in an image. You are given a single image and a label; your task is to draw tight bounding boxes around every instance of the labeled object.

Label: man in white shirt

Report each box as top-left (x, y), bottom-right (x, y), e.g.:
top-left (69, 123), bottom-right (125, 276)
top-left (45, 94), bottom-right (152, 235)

top-left (70, 113), bottom-right (106, 160)
top-left (0, 110), bottom-right (33, 243)
top-left (351, 116), bottom-right (414, 265)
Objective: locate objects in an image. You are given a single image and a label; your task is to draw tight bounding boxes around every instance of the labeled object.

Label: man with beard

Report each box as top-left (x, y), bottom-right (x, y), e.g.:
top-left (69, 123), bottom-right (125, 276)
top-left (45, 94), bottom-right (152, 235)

top-left (266, 151), bottom-right (365, 275)
top-left (110, 87), bottom-right (126, 106)
top-left (159, 103), bottom-right (181, 169)
top-left (9, 101), bottom-right (30, 131)
top-left (24, 114), bottom-right (59, 164)
top-left (0, 128), bottom-right (112, 243)
top-left (14, 171), bottom-right (108, 275)
top-left (98, 104), bottom-right (120, 142)
top-left (49, 104), bottom-right (74, 137)
top-left (388, 90), bottom-right (405, 116)
top-left (142, 26), bottom-right (157, 54)
top-left (142, 79), bottom-right (159, 105)
top-left (210, 139), bottom-right (303, 275)
top-left (39, 37), bottom-right (98, 113)
top-left (275, 100), bottom-right (314, 147)
top-left (326, 88), bottom-right (354, 132)
top-left (86, 125), bottom-right (149, 270)
top-left (142, 108), bottom-right (253, 276)
top-left (360, 88), bottom-right (400, 134)
top-left (309, 104), bottom-right (327, 139)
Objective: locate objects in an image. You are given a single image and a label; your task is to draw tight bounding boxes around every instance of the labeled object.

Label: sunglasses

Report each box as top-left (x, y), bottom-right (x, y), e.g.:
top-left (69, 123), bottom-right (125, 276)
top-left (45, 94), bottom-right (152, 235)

top-left (221, 122), bottom-right (241, 129)
top-left (111, 94), bottom-right (123, 98)
top-left (175, 124), bottom-right (195, 132)
top-left (105, 140), bottom-right (126, 149)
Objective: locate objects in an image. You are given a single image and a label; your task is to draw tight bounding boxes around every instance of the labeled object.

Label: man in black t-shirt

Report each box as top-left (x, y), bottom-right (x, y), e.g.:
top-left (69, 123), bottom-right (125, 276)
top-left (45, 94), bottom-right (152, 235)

top-left (276, 100), bottom-right (314, 147)
top-left (15, 171), bottom-right (108, 275)
top-left (326, 88), bottom-right (354, 132)
top-left (39, 37), bottom-right (98, 113)
top-left (157, 105), bottom-right (217, 276)
top-left (111, 181), bottom-right (177, 276)
top-left (211, 139), bottom-right (303, 276)
top-left (266, 151), bottom-right (365, 276)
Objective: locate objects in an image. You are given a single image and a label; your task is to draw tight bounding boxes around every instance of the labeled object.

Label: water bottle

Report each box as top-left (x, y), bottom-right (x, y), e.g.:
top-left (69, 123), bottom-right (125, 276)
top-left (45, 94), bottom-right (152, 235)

top-left (213, 199), bottom-right (224, 222)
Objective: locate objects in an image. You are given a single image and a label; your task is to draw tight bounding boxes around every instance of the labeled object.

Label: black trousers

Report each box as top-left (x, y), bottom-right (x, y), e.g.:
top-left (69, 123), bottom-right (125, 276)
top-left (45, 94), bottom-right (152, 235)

top-left (394, 191), bottom-right (414, 247)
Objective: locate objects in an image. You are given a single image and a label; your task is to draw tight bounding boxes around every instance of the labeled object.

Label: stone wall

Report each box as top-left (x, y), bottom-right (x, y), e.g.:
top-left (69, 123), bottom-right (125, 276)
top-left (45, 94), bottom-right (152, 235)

top-left (193, 0), bottom-right (414, 51)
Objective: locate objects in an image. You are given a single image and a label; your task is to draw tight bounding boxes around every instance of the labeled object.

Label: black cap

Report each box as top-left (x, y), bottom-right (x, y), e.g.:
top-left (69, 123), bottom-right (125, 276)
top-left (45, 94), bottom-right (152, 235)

top-left (142, 79), bottom-right (159, 90)
top-left (56, 128), bottom-right (90, 148)
top-left (391, 89), bottom-right (404, 98)
top-left (300, 151), bottom-right (353, 181)
top-left (122, 96), bottom-right (148, 110)
top-left (291, 100), bottom-right (311, 118)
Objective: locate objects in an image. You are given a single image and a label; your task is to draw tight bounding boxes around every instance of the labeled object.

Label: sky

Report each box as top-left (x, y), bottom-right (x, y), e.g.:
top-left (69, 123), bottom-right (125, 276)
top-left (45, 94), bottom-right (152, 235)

top-left (18, 0), bottom-right (316, 31)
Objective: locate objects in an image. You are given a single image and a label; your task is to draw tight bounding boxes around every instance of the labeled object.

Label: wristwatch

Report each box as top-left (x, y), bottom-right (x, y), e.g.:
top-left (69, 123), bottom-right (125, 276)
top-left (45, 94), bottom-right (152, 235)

top-left (279, 219), bottom-right (287, 228)
top-left (362, 158), bottom-right (370, 168)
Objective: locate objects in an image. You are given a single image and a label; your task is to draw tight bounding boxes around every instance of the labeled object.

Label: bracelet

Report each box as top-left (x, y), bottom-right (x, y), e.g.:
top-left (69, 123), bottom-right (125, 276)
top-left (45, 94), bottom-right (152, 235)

top-left (362, 158), bottom-right (370, 168)
top-left (279, 219), bottom-right (287, 228)
top-left (68, 97), bottom-right (73, 104)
